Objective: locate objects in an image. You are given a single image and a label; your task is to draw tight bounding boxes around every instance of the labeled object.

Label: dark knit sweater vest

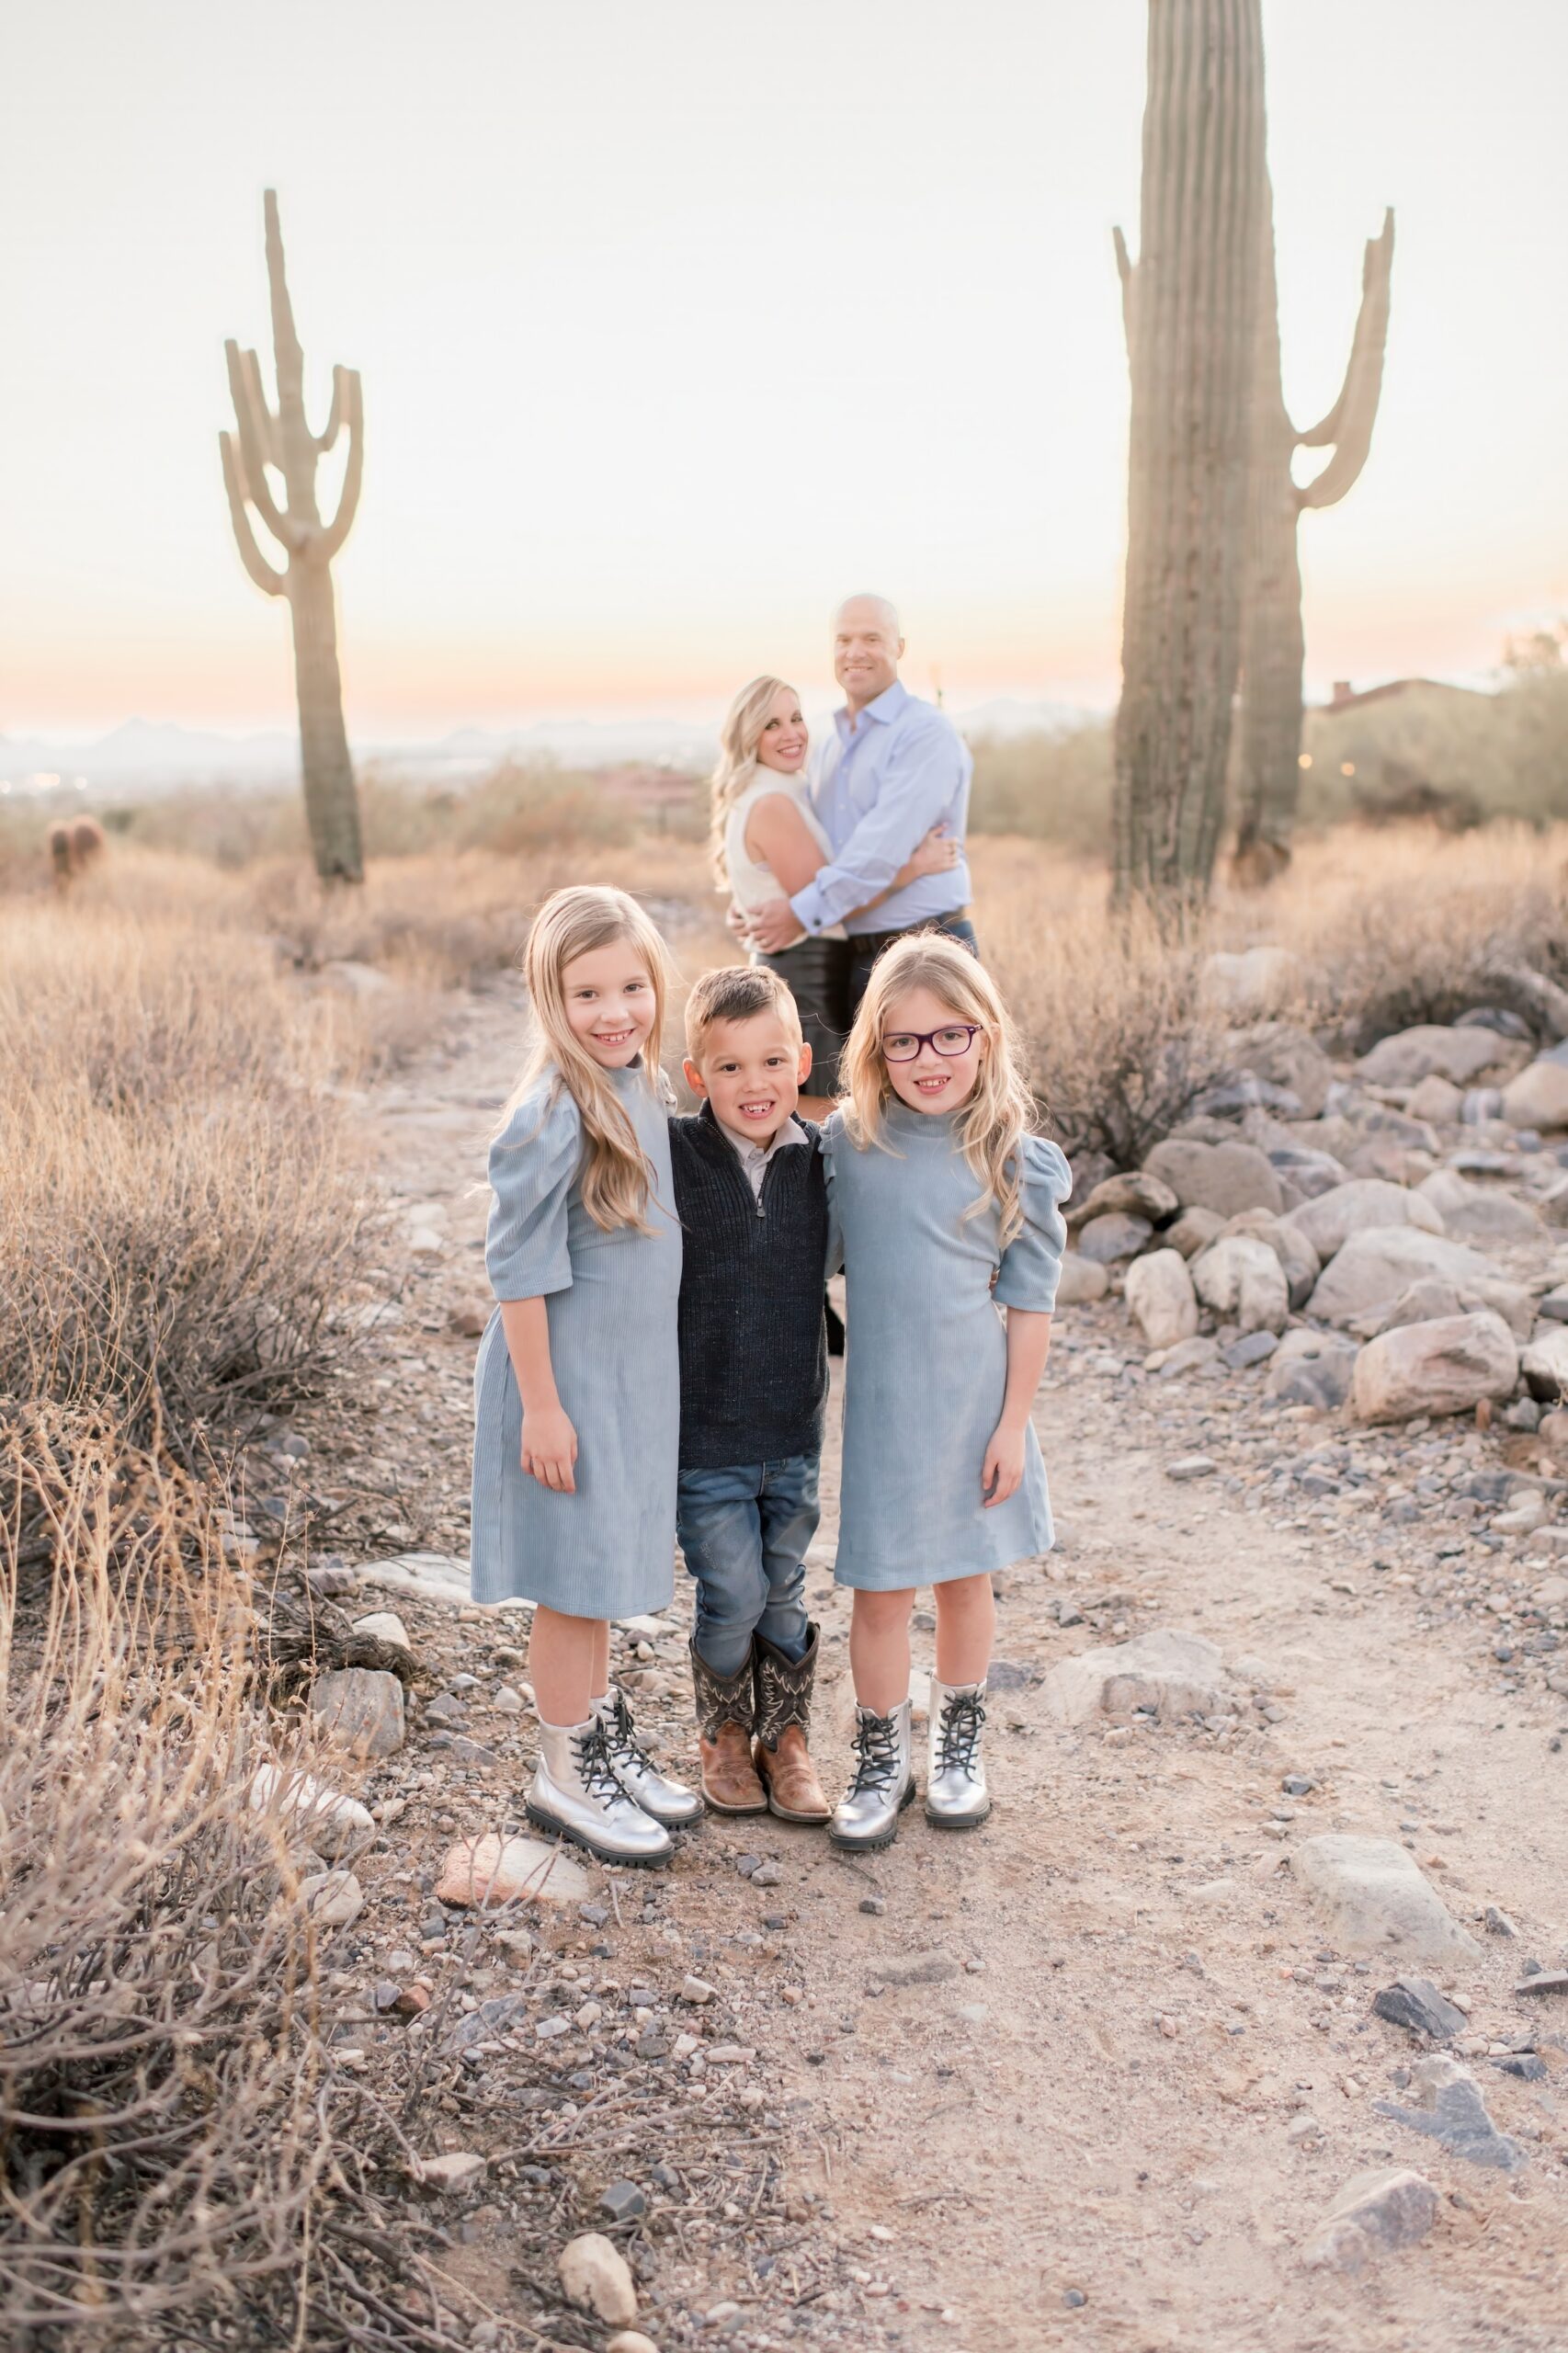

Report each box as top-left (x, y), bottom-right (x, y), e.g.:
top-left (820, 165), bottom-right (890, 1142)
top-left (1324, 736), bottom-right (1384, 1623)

top-left (668, 1107), bottom-right (828, 1471)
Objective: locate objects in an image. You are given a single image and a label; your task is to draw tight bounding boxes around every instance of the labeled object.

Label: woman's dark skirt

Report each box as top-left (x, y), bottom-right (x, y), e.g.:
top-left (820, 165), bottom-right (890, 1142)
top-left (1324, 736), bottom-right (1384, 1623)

top-left (755, 937), bottom-right (851, 1097)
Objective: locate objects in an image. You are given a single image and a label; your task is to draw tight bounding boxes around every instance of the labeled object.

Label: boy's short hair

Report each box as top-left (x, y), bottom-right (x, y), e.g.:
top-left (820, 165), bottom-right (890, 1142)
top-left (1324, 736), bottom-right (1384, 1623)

top-left (684, 963), bottom-right (802, 1061)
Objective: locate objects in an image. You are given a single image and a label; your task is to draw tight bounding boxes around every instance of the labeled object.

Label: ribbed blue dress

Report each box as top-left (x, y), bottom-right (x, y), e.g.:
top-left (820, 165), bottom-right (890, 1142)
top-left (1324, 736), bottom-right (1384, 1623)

top-left (470, 1061), bottom-right (682, 1616)
top-left (823, 1105), bottom-right (1071, 1591)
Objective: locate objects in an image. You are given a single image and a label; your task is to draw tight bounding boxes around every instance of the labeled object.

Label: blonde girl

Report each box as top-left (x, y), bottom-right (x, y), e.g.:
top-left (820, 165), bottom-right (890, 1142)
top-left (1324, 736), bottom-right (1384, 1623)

top-left (712, 674), bottom-right (958, 1117)
top-left (471, 885), bottom-right (700, 1863)
top-left (820, 932), bottom-right (1071, 1850)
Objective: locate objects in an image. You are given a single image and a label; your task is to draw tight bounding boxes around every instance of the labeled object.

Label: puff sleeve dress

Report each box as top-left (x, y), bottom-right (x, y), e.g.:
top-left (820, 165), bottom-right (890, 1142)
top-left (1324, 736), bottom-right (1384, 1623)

top-left (470, 1061), bottom-right (682, 1616)
top-left (823, 1106), bottom-right (1071, 1591)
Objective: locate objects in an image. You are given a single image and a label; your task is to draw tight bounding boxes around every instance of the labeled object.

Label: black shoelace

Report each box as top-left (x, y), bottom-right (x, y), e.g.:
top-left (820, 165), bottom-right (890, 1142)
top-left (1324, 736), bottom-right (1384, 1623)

top-left (605, 1690), bottom-right (654, 1771)
top-left (935, 1691), bottom-right (986, 1779)
top-left (575, 1721), bottom-right (629, 1802)
top-left (848, 1711), bottom-right (902, 1793)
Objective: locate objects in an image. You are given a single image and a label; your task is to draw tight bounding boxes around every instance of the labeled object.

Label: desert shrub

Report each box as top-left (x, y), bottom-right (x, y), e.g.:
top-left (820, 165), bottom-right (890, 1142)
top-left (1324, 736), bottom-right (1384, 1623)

top-left (966, 721), bottom-right (1114, 852)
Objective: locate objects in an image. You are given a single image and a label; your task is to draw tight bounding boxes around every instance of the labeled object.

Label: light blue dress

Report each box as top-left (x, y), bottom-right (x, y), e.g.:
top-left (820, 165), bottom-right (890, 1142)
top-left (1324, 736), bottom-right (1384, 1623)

top-left (471, 1061), bottom-right (682, 1616)
top-left (823, 1106), bottom-right (1071, 1591)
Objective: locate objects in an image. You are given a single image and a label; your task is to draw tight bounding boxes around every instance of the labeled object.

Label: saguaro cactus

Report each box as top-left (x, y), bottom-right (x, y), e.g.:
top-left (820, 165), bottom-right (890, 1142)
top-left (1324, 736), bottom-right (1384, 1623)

top-left (1233, 194), bottom-right (1395, 881)
top-left (220, 190), bottom-right (365, 884)
top-left (1111, 0), bottom-right (1266, 904)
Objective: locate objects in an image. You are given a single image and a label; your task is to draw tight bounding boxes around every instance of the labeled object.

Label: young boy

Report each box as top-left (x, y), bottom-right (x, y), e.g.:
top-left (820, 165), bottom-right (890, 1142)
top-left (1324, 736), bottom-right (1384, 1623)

top-left (668, 966), bottom-right (832, 1823)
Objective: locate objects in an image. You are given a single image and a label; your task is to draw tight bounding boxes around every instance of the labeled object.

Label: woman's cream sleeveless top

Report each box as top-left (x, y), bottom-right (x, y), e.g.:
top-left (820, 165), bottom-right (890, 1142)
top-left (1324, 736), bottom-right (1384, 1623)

top-left (723, 776), bottom-right (845, 942)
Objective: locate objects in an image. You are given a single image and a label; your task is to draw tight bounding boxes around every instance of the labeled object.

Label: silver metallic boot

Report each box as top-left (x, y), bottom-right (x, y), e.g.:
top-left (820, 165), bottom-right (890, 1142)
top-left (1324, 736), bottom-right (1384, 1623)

top-left (527, 1715), bottom-right (672, 1866)
top-left (828, 1699), bottom-right (915, 1851)
top-left (595, 1686), bottom-right (703, 1826)
top-left (926, 1678), bottom-right (990, 1828)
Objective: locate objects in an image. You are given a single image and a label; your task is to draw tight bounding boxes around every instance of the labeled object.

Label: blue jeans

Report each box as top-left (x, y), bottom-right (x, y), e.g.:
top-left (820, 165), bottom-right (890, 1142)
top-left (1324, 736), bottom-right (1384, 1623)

top-left (676, 1454), bottom-right (819, 1677)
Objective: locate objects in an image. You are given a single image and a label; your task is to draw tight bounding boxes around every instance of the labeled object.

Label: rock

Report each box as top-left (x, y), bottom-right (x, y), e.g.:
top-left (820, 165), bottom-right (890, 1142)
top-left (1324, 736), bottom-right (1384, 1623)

top-left (1166, 1456), bottom-right (1218, 1481)
top-left (1373, 2053), bottom-right (1526, 2171)
top-left (1307, 1227), bottom-right (1498, 1327)
top-left (1372, 1977), bottom-right (1469, 2040)
top-left (247, 1763), bottom-right (374, 1859)
top-left (444, 1992), bottom-right (532, 2052)
top-left (1266, 1328), bottom-right (1358, 1408)
top-left (1124, 1250), bottom-right (1199, 1350)
top-left (1153, 1334), bottom-right (1222, 1379)
top-left (1191, 1235), bottom-right (1290, 1335)
top-left (607, 2336), bottom-right (661, 2353)
top-left (435, 1833), bottom-right (593, 1907)
top-left (449, 1299), bottom-right (491, 1337)
top-left (1521, 1324), bottom-right (1568, 1400)
top-left (1144, 1138), bottom-right (1284, 1219)
top-left (1301, 2167), bottom-right (1439, 2274)
top-left (1539, 1176), bottom-right (1568, 1228)
top-left (1286, 1179), bottom-right (1444, 1262)
top-left (1221, 1210), bottom-right (1321, 1308)
top-left (1200, 946), bottom-right (1301, 1017)
top-left (1406, 1074), bottom-right (1465, 1125)
top-left (1068, 1171), bottom-right (1178, 1230)
top-left (1502, 1058), bottom-right (1568, 1131)
top-left (1356, 1275), bottom-right (1535, 1346)
top-left (681, 1975), bottom-right (717, 2005)
top-left (1357, 1025), bottom-right (1507, 1089)
top-left (1055, 1252), bottom-right (1110, 1305)
top-left (1267, 1144), bottom-right (1351, 1201)
top-left (1295, 1835), bottom-right (1482, 1963)
top-left (1165, 1206), bottom-right (1227, 1259)
top-left (1076, 1212), bottom-right (1153, 1264)
top-left (875, 1950), bottom-right (960, 1988)
top-left (351, 1608), bottom-right (415, 1654)
top-left (1417, 1173), bottom-right (1548, 1245)
top-left (1222, 1330), bottom-right (1278, 1370)
top-left (599, 2180), bottom-right (648, 2223)
top-left (309, 1667), bottom-right (405, 1759)
top-left (298, 1868), bottom-right (365, 1931)
top-left (1351, 1312), bottom-right (1518, 1425)
top-left (1041, 1629), bottom-right (1232, 1727)
top-left (357, 1551), bottom-right (473, 1607)
top-left (1514, 1967), bottom-right (1568, 1996)
top-left (1227, 1023), bottom-right (1335, 1119)
top-left (558, 2233), bottom-right (639, 2327)
top-left (415, 2151), bottom-right (487, 2192)
top-left (1540, 1407), bottom-right (1568, 1450)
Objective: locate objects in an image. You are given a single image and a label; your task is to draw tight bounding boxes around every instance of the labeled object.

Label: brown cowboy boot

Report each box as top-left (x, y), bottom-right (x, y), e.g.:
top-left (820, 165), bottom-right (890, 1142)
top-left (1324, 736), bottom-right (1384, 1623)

top-left (689, 1642), bottom-right (767, 1814)
top-left (752, 1625), bottom-right (831, 1824)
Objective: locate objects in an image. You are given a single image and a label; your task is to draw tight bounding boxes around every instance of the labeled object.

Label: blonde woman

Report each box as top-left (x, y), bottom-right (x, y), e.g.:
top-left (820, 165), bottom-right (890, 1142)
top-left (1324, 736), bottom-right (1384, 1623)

top-left (820, 933), bottom-right (1072, 1852)
top-left (471, 885), bottom-right (701, 1864)
top-left (713, 676), bottom-right (957, 1116)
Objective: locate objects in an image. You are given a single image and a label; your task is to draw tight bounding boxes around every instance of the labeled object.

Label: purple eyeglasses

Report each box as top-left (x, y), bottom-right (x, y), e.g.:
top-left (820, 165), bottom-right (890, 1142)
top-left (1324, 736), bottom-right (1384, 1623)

top-left (881, 1023), bottom-right (983, 1063)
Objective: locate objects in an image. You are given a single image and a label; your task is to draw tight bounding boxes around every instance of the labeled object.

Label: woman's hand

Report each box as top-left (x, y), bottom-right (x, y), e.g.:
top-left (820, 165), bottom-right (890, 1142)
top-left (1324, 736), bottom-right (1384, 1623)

top-left (522, 1404), bottom-right (578, 1493)
top-left (908, 824), bottom-right (960, 881)
top-left (981, 1420), bottom-right (1026, 1508)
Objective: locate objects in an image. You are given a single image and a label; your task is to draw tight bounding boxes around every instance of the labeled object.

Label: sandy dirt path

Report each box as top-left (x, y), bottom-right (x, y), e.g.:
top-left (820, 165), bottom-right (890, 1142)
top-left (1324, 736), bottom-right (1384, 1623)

top-left (353, 974), bottom-right (1568, 2353)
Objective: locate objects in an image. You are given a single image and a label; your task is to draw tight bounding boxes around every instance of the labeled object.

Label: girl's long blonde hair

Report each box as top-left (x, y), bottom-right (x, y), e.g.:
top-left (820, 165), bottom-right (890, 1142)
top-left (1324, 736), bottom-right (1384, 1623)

top-left (840, 932), bottom-right (1040, 1249)
top-left (503, 886), bottom-right (673, 1233)
top-left (709, 675), bottom-right (800, 888)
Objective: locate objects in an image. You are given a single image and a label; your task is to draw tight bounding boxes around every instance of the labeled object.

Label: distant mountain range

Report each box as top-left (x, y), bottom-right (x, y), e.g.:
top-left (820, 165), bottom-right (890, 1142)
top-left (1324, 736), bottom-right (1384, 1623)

top-left (0, 698), bottom-right (1092, 798)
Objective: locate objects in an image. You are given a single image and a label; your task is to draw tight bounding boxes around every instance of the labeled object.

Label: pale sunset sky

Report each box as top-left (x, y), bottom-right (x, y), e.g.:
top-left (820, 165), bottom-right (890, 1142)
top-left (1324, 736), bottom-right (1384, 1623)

top-left (2, 0), bottom-right (1564, 739)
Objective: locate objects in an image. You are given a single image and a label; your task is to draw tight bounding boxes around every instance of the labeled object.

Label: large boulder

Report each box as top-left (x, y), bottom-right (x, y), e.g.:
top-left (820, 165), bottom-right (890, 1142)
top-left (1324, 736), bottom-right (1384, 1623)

top-left (1165, 1206), bottom-right (1226, 1259)
top-left (1221, 1210), bottom-right (1320, 1309)
top-left (1405, 1074), bottom-right (1464, 1125)
top-left (1307, 1227), bottom-right (1498, 1327)
top-left (1266, 1144), bottom-right (1349, 1201)
top-left (1286, 1179), bottom-right (1444, 1262)
top-left (1125, 1248), bottom-right (1199, 1351)
top-left (1067, 1171), bottom-right (1177, 1231)
top-left (1266, 1328), bottom-right (1358, 1408)
top-left (1143, 1138), bottom-right (1284, 1220)
top-left (1356, 1025), bottom-right (1509, 1089)
top-left (1521, 1324), bottom-right (1568, 1400)
top-left (1191, 1235), bottom-right (1290, 1335)
top-left (1350, 1311), bottom-right (1518, 1425)
top-left (1418, 1166), bottom-right (1549, 1245)
top-left (1225, 1022), bottom-right (1335, 1119)
top-left (1054, 1252), bottom-right (1110, 1305)
top-left (1075, 1211), bottom-right (1153, 1264)
top-left (1352, 1273), bottom-right (1536, 1346)
top-left (1502, 1057), bottom-right (1568, 1132)
top-left (1295, 1834), bottom-right (1482, 1962)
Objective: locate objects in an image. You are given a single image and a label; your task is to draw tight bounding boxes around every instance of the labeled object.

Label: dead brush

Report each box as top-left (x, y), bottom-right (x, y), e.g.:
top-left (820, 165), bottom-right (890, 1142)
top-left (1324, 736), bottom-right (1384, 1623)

top-left (0, 1409), bottom-right (484, 2352)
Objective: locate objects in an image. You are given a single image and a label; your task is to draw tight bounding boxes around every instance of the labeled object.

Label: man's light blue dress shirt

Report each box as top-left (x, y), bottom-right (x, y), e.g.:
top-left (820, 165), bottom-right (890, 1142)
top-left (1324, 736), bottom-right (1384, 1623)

top-left (788, 680), bottom-right (973, 940)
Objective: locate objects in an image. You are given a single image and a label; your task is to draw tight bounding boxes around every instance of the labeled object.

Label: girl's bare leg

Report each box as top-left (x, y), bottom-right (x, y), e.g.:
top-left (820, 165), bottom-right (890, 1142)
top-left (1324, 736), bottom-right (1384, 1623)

top-left (586, 1620), bottom-right (611, 1706)
top-left (849, 1587), bottom-right (915, 1714)
top-left (933, 1571), bottom-right (995, 1687)
top-left (529, 1604), bottom-right (603, 1725)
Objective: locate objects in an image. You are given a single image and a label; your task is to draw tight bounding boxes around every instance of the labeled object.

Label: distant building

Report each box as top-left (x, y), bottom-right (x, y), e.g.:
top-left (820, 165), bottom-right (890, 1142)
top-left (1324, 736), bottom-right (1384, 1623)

top-left (1324, 677), bottom-right (1492, 714)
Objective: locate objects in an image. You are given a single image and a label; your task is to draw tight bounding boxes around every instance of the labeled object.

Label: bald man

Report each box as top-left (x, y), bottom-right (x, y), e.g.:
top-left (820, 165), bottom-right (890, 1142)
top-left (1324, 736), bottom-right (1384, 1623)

top-left (743, 595), bottom-right (976, 1010)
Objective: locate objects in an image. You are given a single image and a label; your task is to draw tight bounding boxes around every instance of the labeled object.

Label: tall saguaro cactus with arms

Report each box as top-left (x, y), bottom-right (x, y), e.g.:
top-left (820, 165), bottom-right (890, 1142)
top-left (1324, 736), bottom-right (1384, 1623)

top-left (220, 190), bottom-right (365, 884)
top-left (1111, 0), bottom-right (1266, 904)
top-left (1233, 195), bottom-right (1395, 881)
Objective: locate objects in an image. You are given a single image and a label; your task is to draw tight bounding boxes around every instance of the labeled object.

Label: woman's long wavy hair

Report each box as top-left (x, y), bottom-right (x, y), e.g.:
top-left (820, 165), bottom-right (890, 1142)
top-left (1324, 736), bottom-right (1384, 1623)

top-left (839, 932), bottom-right (1040, 1248)
top-left (502, 886), bottom-right (673, 1233)
top-left (709, 675), bottom-right (801, 889)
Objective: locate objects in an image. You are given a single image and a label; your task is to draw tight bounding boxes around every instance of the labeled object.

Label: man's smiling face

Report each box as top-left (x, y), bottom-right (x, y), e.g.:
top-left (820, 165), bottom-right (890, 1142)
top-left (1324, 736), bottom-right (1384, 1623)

top-left (684, 1009), bottom-right (812, 1146)
top-left (833, 597), bottom-right (903, 708)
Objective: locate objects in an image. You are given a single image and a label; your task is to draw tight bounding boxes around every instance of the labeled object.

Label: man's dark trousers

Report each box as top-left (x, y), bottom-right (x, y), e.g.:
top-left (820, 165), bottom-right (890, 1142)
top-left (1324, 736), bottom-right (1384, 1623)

top-left (846, 912), bottom-right (980, 1017)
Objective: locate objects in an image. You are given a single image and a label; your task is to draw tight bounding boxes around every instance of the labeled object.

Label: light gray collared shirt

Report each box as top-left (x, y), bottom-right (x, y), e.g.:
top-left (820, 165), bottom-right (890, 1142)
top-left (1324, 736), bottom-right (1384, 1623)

top-left (716, 1113), bottom-right (811, 1205)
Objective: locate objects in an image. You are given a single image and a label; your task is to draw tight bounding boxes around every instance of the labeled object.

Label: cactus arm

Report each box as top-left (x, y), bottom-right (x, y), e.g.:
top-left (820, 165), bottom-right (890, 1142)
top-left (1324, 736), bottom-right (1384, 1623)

top-left (263, 188), bottom-right (306, 415)
top-left (1294, 208), bottom-right (1394, 509)
top-left (317, 370), bottom-right (363, 561)
top-left (224, 339), bottom-right (294, 548)
top-left (314, 364), bottom-right (347, 454)
top-left (1112, 223), bottom-right (1136, 349)
top-left (219, 432), bottom-right (286, 596)
top-left (240, 347), bottom-right (279, 467)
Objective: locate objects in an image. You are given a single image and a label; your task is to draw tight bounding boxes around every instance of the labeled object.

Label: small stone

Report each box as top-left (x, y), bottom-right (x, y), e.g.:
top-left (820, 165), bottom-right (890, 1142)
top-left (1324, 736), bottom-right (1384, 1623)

top-left (298, 1868), bottom-right (365, 1931)
top-left (859, 1895), bottom-right (886, 1915)
top-left (449, 1300), bottom-right (491, 1337)
top-left (247, 1763), bottom-right (373, 1859)
top-left (415, 2151), bottom-right (487, 2192)
top-left (1222, 1329), bottom-right (1278, 1370)
top-left (1372, 2052), bottom-right (1525, 2171)
top-left (1483, 1904), bottom-right (1518, 1938)
top-left (308, 1667), bottom-right (406, 1759)
top-left (599, 2179), bottom-right (648, 2223)
top-left (1513, 1968), bottom-right (1568, 1996)
top-left (751, 1859), bottom-right (784, 1887)
top-left (1371, 1977), bottom-right (1469, 2040)
top-left (435, 1833), bottom-right (592, 1908)
top-left (606, 2336), bottom-right (661, 2353)
top-left (1301, 2166), bottom-right (1439, 2273)
top-left (1166, 1456), bottom-right (1218, 1483)
top-left (1062, 2286), bottom-right (1088, 2308)
top-left (558, 2231), bottom-right (639, 2326)
top-left (681, 1975), bottom-right (716, 2005)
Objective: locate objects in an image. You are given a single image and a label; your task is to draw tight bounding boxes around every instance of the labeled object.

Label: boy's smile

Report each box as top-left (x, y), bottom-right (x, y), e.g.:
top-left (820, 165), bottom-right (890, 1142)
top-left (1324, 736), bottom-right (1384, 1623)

top-left (684, 1008), bottom-right (812, 1145)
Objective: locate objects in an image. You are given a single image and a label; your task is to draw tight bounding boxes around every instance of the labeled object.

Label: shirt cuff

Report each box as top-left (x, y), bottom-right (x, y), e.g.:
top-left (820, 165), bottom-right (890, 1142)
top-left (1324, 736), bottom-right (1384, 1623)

top-left (790, 882), bottom-right (828, 935)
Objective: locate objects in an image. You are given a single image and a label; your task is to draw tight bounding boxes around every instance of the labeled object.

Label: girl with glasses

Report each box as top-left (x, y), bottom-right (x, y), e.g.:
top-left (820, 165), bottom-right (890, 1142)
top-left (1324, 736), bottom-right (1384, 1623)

top-left (821, 932), bottom-right (1071, 1849)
